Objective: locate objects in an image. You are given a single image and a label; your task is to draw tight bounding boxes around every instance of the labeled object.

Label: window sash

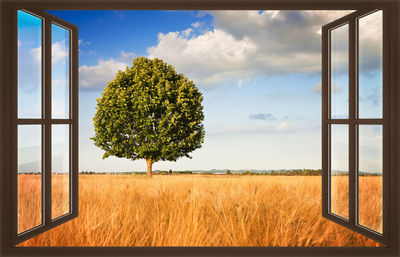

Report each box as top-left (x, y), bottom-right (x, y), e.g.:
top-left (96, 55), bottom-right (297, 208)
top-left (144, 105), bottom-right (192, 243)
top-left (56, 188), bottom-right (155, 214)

top-left (322, 9), bottom-right (390, 245)
top-left (11, 9), bottom-right (79, 245)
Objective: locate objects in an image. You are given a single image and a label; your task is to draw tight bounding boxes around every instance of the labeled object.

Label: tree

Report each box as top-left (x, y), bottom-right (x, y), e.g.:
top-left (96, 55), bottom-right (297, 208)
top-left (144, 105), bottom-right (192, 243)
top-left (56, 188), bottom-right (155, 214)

top-left (91, 57), bottom-right (205, 177)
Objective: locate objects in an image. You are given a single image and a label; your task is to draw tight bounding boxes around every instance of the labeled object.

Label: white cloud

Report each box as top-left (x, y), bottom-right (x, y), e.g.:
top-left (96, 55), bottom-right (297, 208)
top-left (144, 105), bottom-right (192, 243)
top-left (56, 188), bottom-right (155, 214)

top-left (191, 21), bottom-right (202, 28)
top-left (276, 122), bottom-right (291, 132)
top-left (148, 28), bottom-right (257, 88)
top-left (52, 100), bottom-right (68, 118)
top-left (190, 21), bottom-right (210, 34)
top-left (147, 10), bottom-right (358, 90)
top-left (52, 78), bottom-right (68, 89)
top-left (120, 50), bottom-right (135, 61)
top-left (52, 41), bottom-right (68, 63)
top-left (79, 59), bottom-right (129, 89)
top-left (31, 41), bottom-right (68, 64)
top-left (31, 46), bottom-right (41, 62)
top-left (182, 28), bottom-right (193, 37)
top-left (79, 39), bottom-right (92, 46)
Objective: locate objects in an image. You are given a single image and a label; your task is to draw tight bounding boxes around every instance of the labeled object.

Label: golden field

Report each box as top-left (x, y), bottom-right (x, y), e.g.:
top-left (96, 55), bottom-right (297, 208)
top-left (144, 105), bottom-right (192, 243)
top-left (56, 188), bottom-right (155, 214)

top-left (18, 174), bottom-right (382, 247)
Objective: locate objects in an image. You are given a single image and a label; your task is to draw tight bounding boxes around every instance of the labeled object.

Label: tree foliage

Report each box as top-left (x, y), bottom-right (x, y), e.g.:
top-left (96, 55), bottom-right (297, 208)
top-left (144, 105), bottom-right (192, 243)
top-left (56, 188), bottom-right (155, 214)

top-left (91, 57), bottom-right (205, 174)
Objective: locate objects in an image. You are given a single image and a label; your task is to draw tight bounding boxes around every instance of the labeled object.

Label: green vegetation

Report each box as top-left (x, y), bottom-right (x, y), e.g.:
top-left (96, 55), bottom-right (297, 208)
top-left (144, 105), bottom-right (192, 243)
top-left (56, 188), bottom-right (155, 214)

top-left (80, 171), bottom-right (96, 175)
top-left (268, 169), bottom-right (322, 176)
top-left (172, 171), bottom-right (192, 174)
top-left (236, 169), bottom-right (322, 176)
top-left (79, 169), bottom-right (323, 176)
top-left (91, 57), bottom-right (205, 177)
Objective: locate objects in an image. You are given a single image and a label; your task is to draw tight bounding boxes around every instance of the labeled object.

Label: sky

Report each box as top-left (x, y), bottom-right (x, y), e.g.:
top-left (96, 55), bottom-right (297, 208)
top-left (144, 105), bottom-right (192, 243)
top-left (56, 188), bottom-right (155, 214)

top-left (17, 10), bottom-right (383, 173)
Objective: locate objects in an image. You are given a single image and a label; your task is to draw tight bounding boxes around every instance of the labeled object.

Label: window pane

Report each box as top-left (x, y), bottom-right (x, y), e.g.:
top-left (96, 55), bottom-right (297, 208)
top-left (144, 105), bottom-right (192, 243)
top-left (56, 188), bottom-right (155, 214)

top-left (330, 24), bottom-right (349, 119)
top-left (330, 125), bottom-right (349, 219)
top-left (18, 10), bottom-right (42, 118)
top-left (358, 11), bottom-right (383, 119)
top-left (358, 125), bottom-right (383, 233)
top-left (51, 24), bottom-right (70, 119)
top-left (52, 125), bottom-right (70, 219)
top-left (18, 125), bottom-right (42, 233)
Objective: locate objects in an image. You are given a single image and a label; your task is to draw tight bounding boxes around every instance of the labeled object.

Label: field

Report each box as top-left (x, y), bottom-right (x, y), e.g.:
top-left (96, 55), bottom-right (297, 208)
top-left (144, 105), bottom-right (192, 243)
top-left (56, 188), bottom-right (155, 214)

top-left (18, 174), bottom-right (382, 247)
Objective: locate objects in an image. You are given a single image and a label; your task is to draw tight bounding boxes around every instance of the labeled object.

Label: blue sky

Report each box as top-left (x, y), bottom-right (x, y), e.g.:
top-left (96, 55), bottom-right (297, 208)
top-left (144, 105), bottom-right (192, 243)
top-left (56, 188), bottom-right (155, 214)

top-left (18, 10), bottom-right (383, 173)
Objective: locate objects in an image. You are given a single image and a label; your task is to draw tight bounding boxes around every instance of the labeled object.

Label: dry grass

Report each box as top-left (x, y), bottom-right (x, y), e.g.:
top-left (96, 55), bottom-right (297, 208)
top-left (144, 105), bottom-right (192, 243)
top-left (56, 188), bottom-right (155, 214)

top-left (359, 176), bottom-right (383, 233)
top-left (17, 174), bottom-right (70, 233)
top-left (18, 174), bottom-right (381, 247)
top-left (18, 174), bottom-right (41, 233)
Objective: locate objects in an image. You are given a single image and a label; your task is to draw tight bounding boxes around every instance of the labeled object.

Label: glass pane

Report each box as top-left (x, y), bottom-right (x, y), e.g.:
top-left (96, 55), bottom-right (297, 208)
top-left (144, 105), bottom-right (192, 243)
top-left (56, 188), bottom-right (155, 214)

top-left (51, 24), bottom-right (70, 119)
top-left (330, 125), bottom-right (349, 219)
top-left (52, 125), bottom-right (70, 219)
top-left (358, 125), bottom-right (383, 233)
top-left (18, 10), bottom-right (42, 118)
top-left (330, 24), bottom-right (349, 119)
top-left (18, 125), bottom-right (42, 233)
top-left (358, 11), bottom-right (383, 118)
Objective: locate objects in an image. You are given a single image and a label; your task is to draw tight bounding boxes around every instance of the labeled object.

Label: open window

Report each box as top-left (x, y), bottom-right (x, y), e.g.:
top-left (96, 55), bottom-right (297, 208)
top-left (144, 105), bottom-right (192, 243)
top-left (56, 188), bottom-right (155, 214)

top-left (12, 9), bottom-right (78, 245)
top-left (322, 10), bottom-right (389, 245)
top-left (1, 3), bottom-right (397, 254)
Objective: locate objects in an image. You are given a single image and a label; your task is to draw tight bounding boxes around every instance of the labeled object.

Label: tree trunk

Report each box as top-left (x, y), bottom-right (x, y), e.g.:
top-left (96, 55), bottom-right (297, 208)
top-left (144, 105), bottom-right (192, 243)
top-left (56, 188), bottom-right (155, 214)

top-left (146, 158), bottom-right (152, 178)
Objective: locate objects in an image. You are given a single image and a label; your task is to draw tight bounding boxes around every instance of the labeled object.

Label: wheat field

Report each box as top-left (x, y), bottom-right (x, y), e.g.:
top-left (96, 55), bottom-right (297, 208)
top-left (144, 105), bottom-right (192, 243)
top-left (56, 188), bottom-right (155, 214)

top-left (17, 174), bottom-right (382, 247)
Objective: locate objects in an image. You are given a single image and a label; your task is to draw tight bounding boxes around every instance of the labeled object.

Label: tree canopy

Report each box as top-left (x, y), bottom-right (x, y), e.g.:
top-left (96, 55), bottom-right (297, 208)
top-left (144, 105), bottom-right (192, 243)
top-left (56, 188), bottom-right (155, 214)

top-left (91, 57), bottom-right (205, 176)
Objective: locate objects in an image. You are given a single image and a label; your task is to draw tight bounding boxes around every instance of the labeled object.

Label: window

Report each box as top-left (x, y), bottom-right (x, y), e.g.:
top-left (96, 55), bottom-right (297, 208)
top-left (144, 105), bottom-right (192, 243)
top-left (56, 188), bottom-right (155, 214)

top-left (322, 10), bottom-right (388, 244)
top-left (12, 9), bottom-right (78, 245)
top-left (0, 1), bottom-right (398, 256)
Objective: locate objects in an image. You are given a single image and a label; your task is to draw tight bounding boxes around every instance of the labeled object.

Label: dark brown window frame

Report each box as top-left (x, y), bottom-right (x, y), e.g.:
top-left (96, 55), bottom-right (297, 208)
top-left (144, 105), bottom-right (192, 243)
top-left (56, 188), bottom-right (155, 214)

top-left (0, 0), bottom-right (399, 256)
top-left (10, 9), bottom-right (79, 245)
top-left (322, 9), bottom-right (390, 245)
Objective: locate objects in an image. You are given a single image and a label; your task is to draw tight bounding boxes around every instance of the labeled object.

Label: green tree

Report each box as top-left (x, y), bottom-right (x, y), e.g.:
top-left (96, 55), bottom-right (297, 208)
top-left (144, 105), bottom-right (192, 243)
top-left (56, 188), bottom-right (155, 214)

top-left (91, 57), bottom-right (205, 177)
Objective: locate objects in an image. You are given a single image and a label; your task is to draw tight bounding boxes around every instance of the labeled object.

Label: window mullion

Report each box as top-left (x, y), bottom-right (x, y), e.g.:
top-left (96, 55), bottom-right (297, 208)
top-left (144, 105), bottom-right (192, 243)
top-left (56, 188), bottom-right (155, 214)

top-left (348, 19), bottom-right (357, 226)
top-left (40, 12), bottom-right (46, 228)
top-left (44, 18), bottom-right (52, 225)
top-left (70, 26), bottom-right (78, 216)
top-left (321, 24), bottom-right (329, 219)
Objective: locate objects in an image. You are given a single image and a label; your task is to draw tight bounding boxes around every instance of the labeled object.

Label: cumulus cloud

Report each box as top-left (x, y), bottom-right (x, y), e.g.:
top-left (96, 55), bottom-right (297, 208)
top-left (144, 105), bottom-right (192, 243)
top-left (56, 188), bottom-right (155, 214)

top-left (52, 78), bottom-right (68, 89)
top-left (31, 46), bottom-right (41, 62)
top-left (32, 41), bottom-right (69, 64)
top-left (249, 113), bottom-right (276, 120)
top-left (120, 50), bottom-right (135, 61)
top-left (79, 39), bottom-right (92, 46)
top-left (147, 28), bottom-right (258, 88)
top-left (52, 100), bottom-right (68, 118)
top-left (191, 21), bottom-right (202, 28)
top-left (18, 43), bottom-right (41, 94)
top-left (208, 122), bottom-right (293, 135)
top-left (146, 10), bottom-right (368, 90)
top-left (79, 59), bottom-right (129, 89)
top-left (52, 41), bottom-right (69, 63)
